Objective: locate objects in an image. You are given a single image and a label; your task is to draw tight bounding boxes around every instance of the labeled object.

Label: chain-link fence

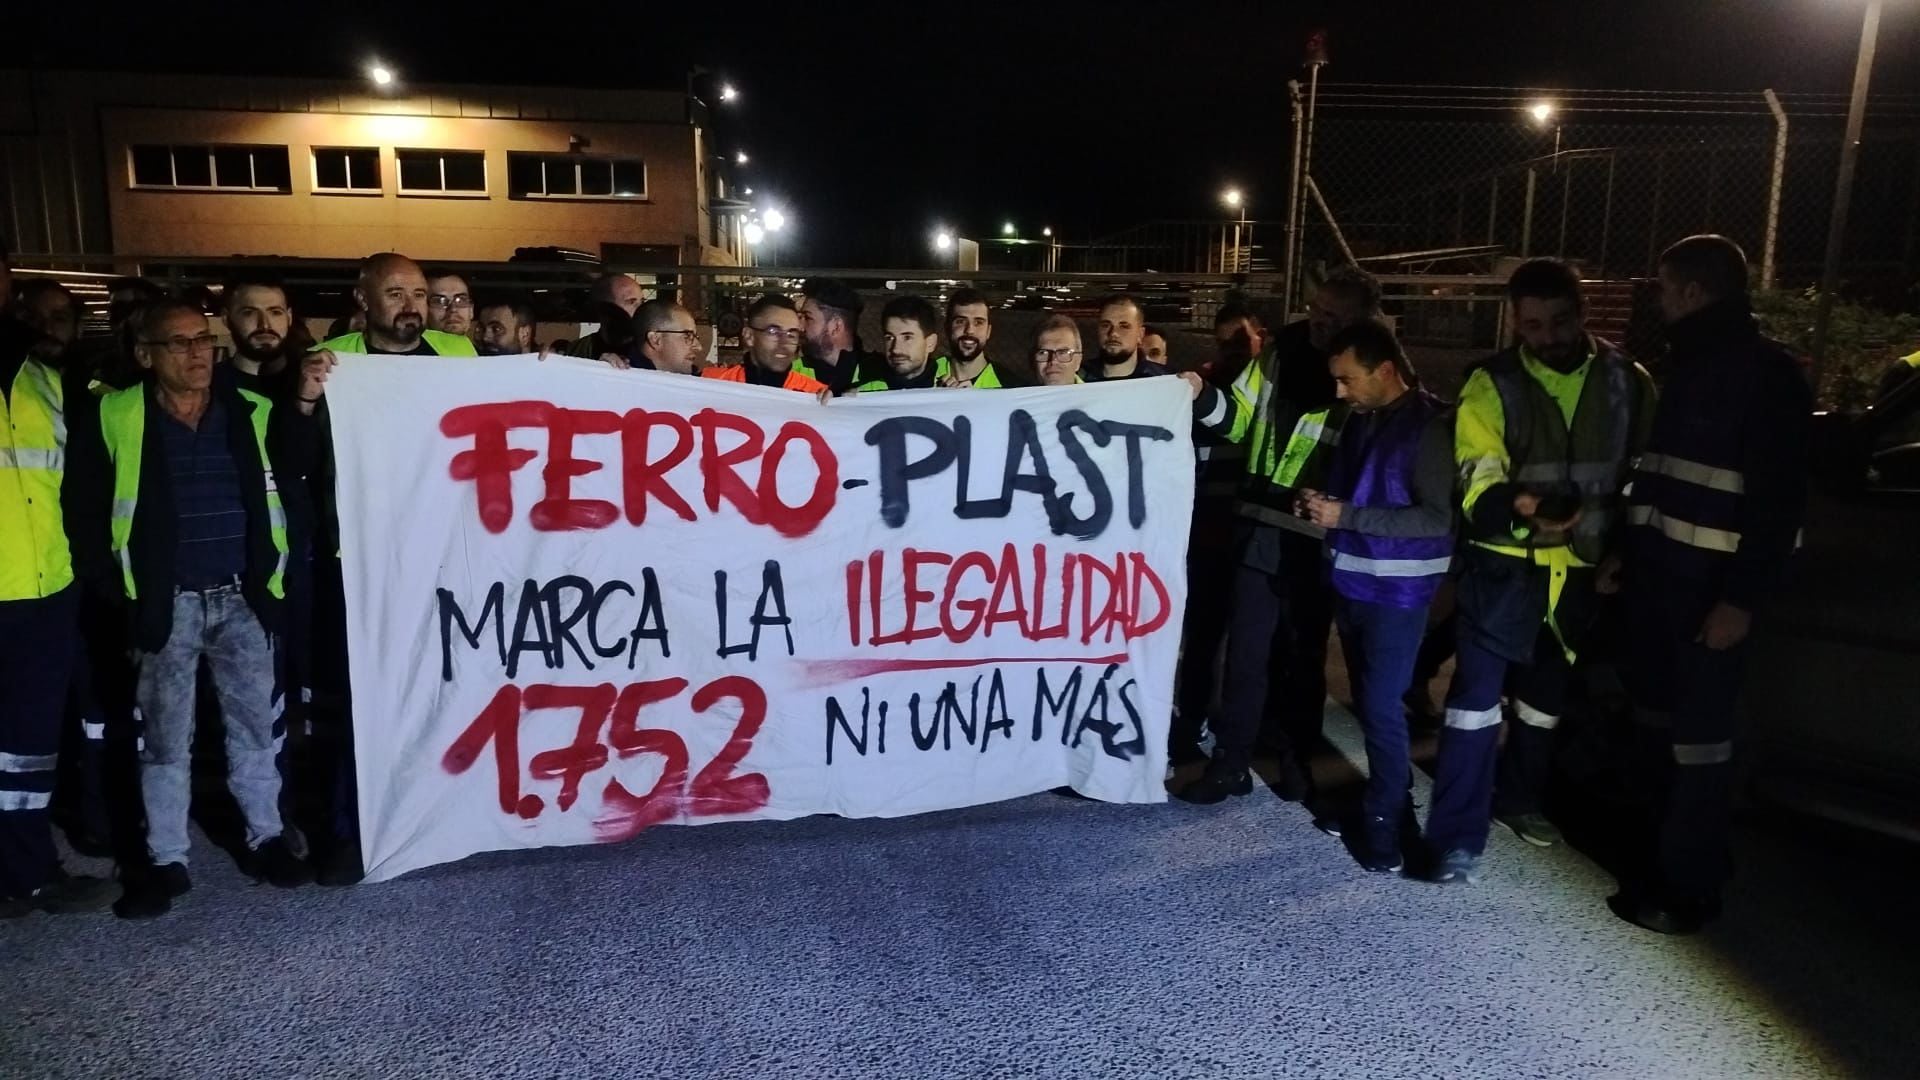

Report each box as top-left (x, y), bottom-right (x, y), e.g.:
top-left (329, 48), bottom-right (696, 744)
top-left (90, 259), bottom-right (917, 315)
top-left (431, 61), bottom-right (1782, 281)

top-left (1299, 85), bottom-right (1920, 297)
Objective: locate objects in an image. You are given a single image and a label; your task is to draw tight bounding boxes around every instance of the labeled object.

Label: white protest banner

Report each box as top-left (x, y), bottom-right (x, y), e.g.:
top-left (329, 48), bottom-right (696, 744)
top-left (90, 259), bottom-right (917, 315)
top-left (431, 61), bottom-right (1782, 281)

top-left (325, 355), bottom-right (1194, 882)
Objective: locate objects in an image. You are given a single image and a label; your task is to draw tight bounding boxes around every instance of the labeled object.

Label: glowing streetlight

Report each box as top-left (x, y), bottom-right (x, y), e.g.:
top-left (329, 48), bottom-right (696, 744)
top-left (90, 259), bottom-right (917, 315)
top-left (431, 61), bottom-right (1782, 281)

top-left (367, 63), bottom-right (395, 88)
top-left (764, 208), bottom-right (787, 232)
top-left (1041, 226), bottom-right (1052, 237)
top-left (734, 150), bottom-right (749, 166)
top-left (1001, 221), bottom-right (1016, 236)
top-left (1528, 101), bottom-right (1556, 125)
top-left (933, 229), bottom-right (954, 252)
top-left (1222, 187), bottom-right (1243, 209)
top-left (719, 83), bottom-right (739, 103)
top-left (744, 222), bottom-right (766, 245)
top-left (742, 186), bottom-right (753, 196)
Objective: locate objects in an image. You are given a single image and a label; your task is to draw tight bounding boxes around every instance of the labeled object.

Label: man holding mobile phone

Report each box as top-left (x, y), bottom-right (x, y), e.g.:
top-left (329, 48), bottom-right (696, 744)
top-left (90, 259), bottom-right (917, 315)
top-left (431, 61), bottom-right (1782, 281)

top-left (1425, 260), bottom-right (1655, 885)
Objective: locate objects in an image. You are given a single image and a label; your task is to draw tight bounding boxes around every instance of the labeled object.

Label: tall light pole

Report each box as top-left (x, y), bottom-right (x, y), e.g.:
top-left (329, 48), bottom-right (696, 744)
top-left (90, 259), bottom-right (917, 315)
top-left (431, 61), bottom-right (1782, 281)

top-left (1812, 0), bottom-right (1883, 385)
top-left (1221, 188), bottom-right (1247, 273)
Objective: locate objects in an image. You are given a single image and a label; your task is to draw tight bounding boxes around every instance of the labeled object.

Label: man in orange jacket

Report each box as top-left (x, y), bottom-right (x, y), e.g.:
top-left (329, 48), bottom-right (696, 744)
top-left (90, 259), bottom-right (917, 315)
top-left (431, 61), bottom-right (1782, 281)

top-left (702, 294), bottom-right (827, 395)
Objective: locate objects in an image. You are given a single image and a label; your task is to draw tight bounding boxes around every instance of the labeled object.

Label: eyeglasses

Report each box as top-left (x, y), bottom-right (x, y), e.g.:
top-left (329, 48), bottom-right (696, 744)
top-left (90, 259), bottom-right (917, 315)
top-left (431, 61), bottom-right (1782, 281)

top-left (141, 333), bottom-right (220, 357)
top-left (1033, 347), bottom-right (1081, 364)
top-left (652, 329), bottom-right (700, 342)
top-left (428, 294), bottom-right (474, 310)
top-left (750, 324), bottom-right (803, 342)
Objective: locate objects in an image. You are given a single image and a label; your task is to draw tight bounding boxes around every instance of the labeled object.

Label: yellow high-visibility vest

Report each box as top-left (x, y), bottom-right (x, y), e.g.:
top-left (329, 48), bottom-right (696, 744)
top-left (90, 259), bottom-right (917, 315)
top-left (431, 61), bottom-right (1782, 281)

top-left (0, 359), bottom-right (73, 600)
top-left (98, 385), bottom-right (289, 601)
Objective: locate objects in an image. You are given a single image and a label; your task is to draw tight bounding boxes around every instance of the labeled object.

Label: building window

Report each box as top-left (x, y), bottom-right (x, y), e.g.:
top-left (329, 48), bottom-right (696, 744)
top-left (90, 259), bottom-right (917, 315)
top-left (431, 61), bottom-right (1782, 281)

top-left (129, 145), bottom-right (291, 192)
top-left (507, 153), bottom-right (647, 200)
top-left (396, 149), bottom-right (487, 195)
top-left (313, 147), bottom-right (382, 193)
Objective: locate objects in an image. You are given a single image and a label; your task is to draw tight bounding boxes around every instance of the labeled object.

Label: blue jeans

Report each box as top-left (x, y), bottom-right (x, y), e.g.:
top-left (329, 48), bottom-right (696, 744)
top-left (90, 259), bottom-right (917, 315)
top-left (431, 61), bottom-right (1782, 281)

top-left (1332, 593), bottom-right (1429, 826)
top-left (136, 585), bottom-right (284, 866)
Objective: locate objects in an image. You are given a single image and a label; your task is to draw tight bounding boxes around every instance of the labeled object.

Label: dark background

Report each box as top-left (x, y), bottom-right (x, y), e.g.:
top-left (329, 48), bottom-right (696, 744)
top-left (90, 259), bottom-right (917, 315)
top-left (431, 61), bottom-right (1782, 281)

top-left (14, 0), bottom-right (1917, 264)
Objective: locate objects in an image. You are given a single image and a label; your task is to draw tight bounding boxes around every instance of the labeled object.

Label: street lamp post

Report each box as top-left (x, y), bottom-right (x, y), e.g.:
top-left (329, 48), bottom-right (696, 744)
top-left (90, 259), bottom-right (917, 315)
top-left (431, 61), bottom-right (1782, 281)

top-left (1221, 188), bottom-right (1247, 273)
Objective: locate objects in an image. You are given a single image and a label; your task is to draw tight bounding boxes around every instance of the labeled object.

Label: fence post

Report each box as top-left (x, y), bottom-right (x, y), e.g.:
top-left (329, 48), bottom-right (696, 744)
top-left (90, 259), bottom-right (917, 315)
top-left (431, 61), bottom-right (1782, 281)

top-left (1600, 152), bottom-right (1617, 276)
top-left (1292, 60), bottom-right (1324, 309)
top-left (1761, 89), bottom-right (1788, 291)
top-left (1520, 167), bottom-right (1537, 257)
top-left (1486, 176), bottom-right (1499, 246)
top-left (1281, 80), bottom-right (1305, 307)
top-left (1814, 0), bottom-right (1883, 377)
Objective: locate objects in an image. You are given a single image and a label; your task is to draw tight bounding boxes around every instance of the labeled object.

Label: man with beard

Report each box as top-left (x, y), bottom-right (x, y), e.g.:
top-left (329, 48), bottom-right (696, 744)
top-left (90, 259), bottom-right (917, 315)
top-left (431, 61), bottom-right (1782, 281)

top-left (795, 277), bottom-right (879, 394)
top-left (475, 295), bottom-right (537, 356)
top-left (317, 254), bottom-right (477, 357)
top-left (16, 281), bottom-right (81, 362)
top-left (223, 275), bottom-right (301, 398)
top-left (937, 288), bottom-right (1007, 388)
top-left (424, 269), bottom-right (475, 341)
top-left (1082, 295), bottom-right (1168, 381)
top-left (308, 253), bottom-right (473, 884)
top-left (1426, 260), bottom-right (1655, 885)
top-left (856, 295), bottom-right (949, 392)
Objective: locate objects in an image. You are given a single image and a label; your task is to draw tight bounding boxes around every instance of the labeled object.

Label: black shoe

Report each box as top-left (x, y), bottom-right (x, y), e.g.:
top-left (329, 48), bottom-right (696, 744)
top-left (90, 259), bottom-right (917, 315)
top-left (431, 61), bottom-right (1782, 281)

top-left (28, 870), bottom-right (120, 914)
top-left (317, 839), bottom-right (364, 888)
top-left (1312, 814), bottom-right (1345, 839)
top-left (247, 836), bottom-right (313, 888)
top-left (1357, 817), bottom-right (1404, 873)
top-left (1607, 892), bottom-right (1722, 935)
top-left (114, 862), bottom-right (190, 920)
top-left (1429, 848), bottom-right (1481, 885)
top-left (1178, 757), bottom-right (1252, 805)
top-left (1496, 811), bottom-right (1564, 848)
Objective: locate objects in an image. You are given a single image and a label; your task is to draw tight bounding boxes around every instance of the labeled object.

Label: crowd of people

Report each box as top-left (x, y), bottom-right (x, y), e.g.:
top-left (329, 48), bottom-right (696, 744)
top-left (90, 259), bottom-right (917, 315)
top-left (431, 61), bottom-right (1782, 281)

top-left (1, 231), bottom-right (1809, 935)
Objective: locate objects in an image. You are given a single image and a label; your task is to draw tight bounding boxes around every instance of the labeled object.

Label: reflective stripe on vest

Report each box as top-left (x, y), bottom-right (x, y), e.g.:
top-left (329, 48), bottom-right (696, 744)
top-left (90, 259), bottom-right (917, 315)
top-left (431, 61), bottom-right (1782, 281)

top-left (1477, 345), bottom-right (1635, 564)
top-left (1329, 551), bottom-right (1454, 577)
top-left (0, 358), bottom-right (74, 600)
top-left (99, 386), bottom-right (289, 601)
top-left (1627, 504), bottom-right (1741, 553)
top-left (1637, 452), bottom-right (1745, 495)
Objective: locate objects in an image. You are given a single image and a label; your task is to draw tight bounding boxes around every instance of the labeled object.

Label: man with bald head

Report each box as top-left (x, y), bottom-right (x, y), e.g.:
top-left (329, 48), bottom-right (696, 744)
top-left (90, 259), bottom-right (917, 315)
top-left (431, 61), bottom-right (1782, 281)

top-left (571, 274), bottom-right (645, 360)
top-left (316, 253), bottom-right (477, 357)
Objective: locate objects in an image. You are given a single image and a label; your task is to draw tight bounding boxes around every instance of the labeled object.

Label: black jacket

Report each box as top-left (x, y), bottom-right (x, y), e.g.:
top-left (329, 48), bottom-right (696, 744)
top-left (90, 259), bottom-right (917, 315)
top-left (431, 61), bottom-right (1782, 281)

top-left (67, 368), bottom-right (315, 651)
top-left (1627, 298), bottom-right (1811, 610)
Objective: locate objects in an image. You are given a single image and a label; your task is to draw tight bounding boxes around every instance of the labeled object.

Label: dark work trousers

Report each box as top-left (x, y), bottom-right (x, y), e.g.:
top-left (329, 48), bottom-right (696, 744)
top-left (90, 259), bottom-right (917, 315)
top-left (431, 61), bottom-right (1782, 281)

top-left (1173, 549), bottom-right (1235, 752)
top-left (78, 589), bottom-right (145, 864)
top-left (311, 555), bottom-right (357, 844)
top-left (1622, 578), bottom-right (1747, 904)
top-left (1213, 529), bottom-right (1333, 771)
top-left (0, 587), bottom-right (79, 898)
top-left (1332, 593), bottom-right (1429, 825)
top-left (1428, 554), bottom-right (1588, 858)
top-left (55, 623), bottom-right (111, 846)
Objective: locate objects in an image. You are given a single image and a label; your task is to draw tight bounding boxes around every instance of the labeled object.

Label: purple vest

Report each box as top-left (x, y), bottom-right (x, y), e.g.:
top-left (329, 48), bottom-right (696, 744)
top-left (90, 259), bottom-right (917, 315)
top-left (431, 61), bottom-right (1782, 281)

top-left (1325, 390), bottom-right (1453, 608)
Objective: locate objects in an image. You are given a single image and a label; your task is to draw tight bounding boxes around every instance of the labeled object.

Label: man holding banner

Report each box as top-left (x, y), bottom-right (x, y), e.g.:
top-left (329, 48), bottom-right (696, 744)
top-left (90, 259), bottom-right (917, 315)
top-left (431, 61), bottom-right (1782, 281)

top-left (315, 341), bottom-right (1194, 881)
top-left (703, 294), bottom-right (828, 395)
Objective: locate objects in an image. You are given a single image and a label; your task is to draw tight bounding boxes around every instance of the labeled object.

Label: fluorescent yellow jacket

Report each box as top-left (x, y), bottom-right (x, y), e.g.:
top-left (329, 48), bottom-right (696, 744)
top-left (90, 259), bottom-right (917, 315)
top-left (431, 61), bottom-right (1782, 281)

top-left (0, 358), bottom-right (73, 600)
top-left (315, 329), bottom-right (478, 356)
top-left (1193, 346), bottom-right (1350, 535)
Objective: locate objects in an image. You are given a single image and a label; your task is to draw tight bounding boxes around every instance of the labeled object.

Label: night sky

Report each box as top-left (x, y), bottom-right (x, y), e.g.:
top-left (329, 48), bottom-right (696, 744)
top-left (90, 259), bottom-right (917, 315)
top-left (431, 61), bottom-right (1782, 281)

top-left (15, 0), bottom-right (1916, 264)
